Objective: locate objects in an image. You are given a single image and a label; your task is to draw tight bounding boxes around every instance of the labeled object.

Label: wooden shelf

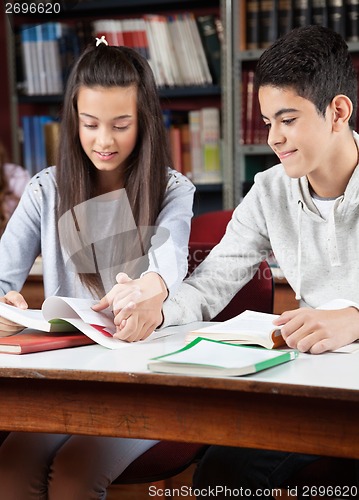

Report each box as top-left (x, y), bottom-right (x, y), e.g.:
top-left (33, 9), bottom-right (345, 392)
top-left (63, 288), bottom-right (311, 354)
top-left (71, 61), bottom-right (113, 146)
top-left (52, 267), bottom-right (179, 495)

top-left (17, 85), bottom-right (221, 105)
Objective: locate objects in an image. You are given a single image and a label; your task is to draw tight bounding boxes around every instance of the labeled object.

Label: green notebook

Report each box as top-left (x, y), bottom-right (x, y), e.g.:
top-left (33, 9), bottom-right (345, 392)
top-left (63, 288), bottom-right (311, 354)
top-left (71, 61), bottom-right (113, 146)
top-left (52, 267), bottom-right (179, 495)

top-left (148, 337), bottom-right (298, 377)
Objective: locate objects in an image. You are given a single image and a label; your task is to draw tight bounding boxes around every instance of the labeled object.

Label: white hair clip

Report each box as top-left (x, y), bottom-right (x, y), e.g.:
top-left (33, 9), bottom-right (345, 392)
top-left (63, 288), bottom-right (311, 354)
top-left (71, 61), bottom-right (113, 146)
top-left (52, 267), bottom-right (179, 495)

top-left (96, 36), bottom-right (109, 47)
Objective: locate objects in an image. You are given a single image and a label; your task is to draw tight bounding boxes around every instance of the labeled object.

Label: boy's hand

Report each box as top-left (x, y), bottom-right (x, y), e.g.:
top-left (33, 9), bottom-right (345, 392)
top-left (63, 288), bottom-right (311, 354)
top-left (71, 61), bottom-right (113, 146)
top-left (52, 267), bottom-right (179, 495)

top-left (93, 272), bottom-right (167, 342)
top-left (273, 307), bottom-right (359, 354)
top-left (0, 291), bottom-right (28, 336)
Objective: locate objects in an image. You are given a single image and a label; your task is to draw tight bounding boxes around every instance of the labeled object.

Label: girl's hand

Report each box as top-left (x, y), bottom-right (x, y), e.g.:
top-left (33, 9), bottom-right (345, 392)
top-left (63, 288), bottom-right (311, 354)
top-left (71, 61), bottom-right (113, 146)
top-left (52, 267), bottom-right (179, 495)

top-left (93, 272), bottom-right (167, 342)
top-left (273, 307), bottom-right (359, 354)
top-left (0, 291), bottom-right (28, 336)
top-left (93, 273), bottom-right (142, 316)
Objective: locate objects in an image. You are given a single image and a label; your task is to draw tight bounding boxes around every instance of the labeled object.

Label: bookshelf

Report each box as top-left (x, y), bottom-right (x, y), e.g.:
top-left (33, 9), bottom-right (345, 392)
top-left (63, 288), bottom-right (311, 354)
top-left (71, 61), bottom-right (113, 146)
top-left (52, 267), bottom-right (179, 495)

top-left (233, 0), bottom-right (359, 205)
top-left (2, 0), bottom-right (236, 213)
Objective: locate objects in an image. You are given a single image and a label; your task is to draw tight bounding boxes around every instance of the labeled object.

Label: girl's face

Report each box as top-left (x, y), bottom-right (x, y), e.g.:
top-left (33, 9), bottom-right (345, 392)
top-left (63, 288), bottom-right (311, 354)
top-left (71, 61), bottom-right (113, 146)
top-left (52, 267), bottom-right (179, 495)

top-left (78, 85), bottom-right (138, 189)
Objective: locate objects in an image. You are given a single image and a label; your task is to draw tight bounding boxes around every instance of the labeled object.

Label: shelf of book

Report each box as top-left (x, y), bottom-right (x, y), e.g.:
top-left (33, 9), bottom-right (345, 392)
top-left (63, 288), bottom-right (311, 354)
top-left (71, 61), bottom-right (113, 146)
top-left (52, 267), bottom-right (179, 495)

top-left (233, 0), bottom-right (359, 204)
top-left (3, 0), bottom-right (235, 212)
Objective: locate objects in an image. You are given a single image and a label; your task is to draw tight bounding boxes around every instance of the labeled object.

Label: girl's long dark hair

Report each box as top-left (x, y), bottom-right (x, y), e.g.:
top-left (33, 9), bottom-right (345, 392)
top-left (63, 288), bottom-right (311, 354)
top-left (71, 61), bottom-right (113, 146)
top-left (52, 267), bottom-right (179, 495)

top-left (57, 44), bottom-right (171, 296)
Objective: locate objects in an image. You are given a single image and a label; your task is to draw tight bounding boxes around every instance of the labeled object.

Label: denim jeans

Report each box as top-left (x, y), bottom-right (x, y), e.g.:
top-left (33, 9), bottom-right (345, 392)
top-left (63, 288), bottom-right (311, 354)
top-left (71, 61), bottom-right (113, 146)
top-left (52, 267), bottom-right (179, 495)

top-left (193, 446), bottom-right (322, 499)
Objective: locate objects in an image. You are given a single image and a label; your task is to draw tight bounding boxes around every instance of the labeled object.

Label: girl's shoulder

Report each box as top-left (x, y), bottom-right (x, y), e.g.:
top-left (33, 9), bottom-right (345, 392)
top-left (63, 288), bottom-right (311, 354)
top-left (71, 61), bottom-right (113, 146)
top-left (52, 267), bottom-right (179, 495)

top-left (28, 166), bottom-right (56, 187)
top-left (25, 166), bottom-right (57, 200)
top-left (166, 167), bottom-right (195, 192)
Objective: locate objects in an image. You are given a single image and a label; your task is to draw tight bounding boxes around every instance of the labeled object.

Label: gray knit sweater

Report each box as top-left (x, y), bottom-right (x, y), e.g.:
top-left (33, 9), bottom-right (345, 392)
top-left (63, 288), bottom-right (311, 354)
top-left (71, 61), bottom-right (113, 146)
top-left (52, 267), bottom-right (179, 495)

top-left (163, 132), bottom-right (359, 326)
top-left (0, 167), bottom-right (195, 300)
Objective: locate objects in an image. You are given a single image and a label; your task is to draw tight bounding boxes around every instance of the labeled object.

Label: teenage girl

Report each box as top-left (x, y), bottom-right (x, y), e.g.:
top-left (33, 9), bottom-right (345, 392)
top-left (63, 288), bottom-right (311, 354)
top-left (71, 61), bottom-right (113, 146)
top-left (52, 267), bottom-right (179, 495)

top-left (0, 40), bottom-right (194, 499)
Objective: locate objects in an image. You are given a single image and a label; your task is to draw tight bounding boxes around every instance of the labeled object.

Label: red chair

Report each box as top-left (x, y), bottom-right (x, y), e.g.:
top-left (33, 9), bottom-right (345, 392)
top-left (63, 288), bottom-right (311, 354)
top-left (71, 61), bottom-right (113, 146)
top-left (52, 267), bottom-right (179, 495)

top-left (189, 209), bottom-right (234, 245)
top-left (112, 441), bottom-right (207, 485)
top-left (189, 209), bottom-right (274, 318)
top-left (188, 241), bottom-right (273, 319)
top-left (113, 210), bottom-right (274, 488)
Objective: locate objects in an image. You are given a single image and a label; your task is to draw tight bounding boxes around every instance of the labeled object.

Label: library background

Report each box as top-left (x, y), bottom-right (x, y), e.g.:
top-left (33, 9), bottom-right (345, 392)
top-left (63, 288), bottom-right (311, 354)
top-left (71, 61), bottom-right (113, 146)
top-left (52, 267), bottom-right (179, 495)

top-left (0, 1), bottom-right (358, 495)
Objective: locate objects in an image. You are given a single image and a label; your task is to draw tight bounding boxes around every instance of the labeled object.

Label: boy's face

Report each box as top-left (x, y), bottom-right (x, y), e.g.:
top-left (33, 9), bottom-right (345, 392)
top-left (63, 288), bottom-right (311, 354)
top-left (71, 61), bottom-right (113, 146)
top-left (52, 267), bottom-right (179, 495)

top-left (259, 85), bottom-right (333, 180)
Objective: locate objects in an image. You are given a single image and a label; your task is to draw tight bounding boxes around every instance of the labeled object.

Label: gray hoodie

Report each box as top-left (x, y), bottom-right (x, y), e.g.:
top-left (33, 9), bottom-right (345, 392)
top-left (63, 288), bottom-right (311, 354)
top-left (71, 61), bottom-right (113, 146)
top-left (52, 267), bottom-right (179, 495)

top-left (163, 132), bottom-right (359, 326)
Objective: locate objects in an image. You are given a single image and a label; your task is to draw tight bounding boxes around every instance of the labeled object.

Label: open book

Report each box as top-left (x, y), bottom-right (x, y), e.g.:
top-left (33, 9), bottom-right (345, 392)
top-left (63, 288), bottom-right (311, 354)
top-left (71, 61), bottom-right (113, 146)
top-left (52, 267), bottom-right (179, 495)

top-left (187, 309), bottom-right (359, 353)
top-left (0, 296), bottom-right (163, 353)
top-left (148, 337), bottom-right (298, 377)
top-left (186, 310), bottom-right (285, 349)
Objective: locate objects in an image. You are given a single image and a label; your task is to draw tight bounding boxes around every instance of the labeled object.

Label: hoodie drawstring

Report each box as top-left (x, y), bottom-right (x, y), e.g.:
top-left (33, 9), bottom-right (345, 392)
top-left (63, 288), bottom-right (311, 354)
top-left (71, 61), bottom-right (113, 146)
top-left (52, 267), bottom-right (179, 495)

top-left (295, 201), bottom-right (303, 301)
top-left (327, 197), bottom-right (343, 267)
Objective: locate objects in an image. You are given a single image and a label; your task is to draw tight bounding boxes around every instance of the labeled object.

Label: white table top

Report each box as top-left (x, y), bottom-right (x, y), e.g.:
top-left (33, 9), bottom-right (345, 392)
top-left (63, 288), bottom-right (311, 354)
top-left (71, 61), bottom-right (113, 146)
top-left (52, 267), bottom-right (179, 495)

top-left (0, 322), bottom-right (358, 392)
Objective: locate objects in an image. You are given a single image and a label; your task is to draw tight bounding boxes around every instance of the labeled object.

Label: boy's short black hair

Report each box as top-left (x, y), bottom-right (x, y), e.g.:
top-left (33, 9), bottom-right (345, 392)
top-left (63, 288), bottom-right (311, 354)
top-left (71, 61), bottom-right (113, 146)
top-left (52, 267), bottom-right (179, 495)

top-left (254, 25), bottom-right (358, 128)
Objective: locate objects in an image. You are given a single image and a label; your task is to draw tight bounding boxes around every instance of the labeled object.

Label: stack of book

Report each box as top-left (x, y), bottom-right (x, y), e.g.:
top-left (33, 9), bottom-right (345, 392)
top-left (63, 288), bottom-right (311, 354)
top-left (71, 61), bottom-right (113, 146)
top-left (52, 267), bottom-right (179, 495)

top-left (163, 108), bottom-right (222, 183)
top-left (93, 13), bottom-right (222, 88)
top-left (244, 0), bottom-right (359, 51)
top-left (17, 22), bottom-right (84, 96)
top-left (21, 116), bottom-right (60, 175)
top-left (17, 13), bottom-right (222, 96)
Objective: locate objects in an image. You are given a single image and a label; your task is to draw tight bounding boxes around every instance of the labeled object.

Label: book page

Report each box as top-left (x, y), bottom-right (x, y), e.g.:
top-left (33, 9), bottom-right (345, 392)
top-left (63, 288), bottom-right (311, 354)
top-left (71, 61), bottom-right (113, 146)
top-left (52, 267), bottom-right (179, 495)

top-left (333, 342), bottom-right (359, 354)
top-left (42, 296), bottom-right (115, 332)
top-left (61, 317), bottom-right (170, 349)
top-left (192, 310), bottom-right (281, 340)
top-left (0, 303), bottom-right (52, 331)
top-left (41, 296), bottom-right (172, 349)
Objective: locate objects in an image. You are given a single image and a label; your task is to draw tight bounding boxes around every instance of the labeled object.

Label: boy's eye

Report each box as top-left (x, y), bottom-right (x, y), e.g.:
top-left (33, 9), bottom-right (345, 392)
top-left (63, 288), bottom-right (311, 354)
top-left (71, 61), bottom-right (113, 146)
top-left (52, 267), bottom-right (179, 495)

top-left (263, 122), bottom-right (271, 129)
top-left (282, 118), bottom-right (296, 125)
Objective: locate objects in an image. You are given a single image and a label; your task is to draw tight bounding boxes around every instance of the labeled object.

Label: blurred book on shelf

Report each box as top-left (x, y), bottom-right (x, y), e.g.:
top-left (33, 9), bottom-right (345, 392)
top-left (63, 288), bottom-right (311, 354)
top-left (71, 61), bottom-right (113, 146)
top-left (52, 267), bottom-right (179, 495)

top-left (196, 14), bottom-right (222, 85)
top-left (21, 116), bottom-right (59, 175)
top-left (17, 22), bottom-right (84, 96)
top-left (16, 11), bottom-right (221, 96)
top-left (93, 12), bottom-right (218, 89)
top-left (243, 0), bottom-right (358, 49)
top-left (44, 122), bottom-right (60, 167)
top-left (163, 108), bottom-right (222, 184)
top-left (199, 107), bottom-right (222, 184)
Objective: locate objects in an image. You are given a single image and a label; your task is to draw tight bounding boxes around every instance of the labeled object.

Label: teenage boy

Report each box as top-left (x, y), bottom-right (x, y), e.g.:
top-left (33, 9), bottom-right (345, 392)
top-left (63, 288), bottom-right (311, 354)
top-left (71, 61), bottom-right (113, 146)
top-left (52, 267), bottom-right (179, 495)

top-left (162, 24), bottom-right (359, 354)
top-left (165, 25), bottom-right (358, 496)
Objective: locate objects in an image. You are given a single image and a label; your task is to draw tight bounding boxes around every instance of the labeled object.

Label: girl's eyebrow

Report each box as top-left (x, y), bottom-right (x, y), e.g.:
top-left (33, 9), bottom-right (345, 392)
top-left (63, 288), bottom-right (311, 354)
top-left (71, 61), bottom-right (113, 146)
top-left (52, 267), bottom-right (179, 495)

top-left (261, 108), bottom-right (299, 120)
top-left (79, 112), bottom-right (132, 120)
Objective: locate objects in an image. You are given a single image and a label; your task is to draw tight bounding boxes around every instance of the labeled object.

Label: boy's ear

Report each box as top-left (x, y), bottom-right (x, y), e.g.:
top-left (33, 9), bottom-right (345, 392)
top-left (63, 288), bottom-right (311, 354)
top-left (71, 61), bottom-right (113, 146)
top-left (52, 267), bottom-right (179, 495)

top-left (330, 94), bottom-right (353, 131)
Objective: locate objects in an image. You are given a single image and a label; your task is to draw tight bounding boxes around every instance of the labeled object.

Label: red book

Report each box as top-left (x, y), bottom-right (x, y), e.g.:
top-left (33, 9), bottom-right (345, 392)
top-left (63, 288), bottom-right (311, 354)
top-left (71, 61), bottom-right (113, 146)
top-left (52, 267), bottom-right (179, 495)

top-left (169, 125), bottom-right (183, 173)
top-left (0, 330), bottom-right (95, 354)
top-left (122, 19), bottom-right (135, 49)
